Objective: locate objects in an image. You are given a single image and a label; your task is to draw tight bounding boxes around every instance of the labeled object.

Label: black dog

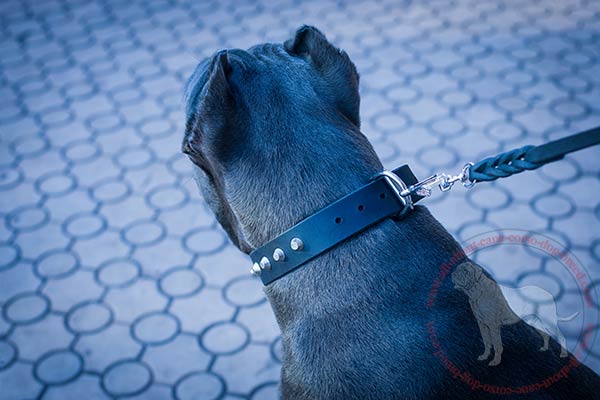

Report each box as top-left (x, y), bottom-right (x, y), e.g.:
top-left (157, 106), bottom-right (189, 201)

top-left (182, 26), bottom-right (600, 399)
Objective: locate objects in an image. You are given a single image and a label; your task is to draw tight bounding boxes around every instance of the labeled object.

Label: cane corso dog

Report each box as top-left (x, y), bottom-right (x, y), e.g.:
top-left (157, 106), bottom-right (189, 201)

top-left (182, 25), bottom-right (600, 399)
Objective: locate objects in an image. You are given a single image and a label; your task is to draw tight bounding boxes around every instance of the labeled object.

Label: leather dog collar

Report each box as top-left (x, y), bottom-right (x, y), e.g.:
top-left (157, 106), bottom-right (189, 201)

top-left (249, 125), bottom-right (600, 285)
top-left (250, 165), bottom-right (423, 285)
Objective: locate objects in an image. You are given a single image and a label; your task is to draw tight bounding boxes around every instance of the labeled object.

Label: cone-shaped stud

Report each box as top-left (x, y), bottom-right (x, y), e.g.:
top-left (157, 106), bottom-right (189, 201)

top-left (250, 263), bottom-right (262, 276)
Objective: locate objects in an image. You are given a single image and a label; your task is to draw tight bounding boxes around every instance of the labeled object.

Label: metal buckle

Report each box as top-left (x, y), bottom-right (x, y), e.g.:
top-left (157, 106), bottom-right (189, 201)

top-left (373, 163), bottom-right (475, 216)
top-left (374, 170), bottom-right (414, 218)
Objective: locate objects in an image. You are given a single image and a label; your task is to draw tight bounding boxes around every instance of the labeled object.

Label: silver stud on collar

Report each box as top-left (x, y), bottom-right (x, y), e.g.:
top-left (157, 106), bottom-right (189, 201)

top-left (290, 238), bottom-right (304, 251)
top-left (259, 256), bottom-right (271, 270)
top-left (273, 248), bottom-right (286, 261)
top-left (251, 263), bottom-right (262, 276)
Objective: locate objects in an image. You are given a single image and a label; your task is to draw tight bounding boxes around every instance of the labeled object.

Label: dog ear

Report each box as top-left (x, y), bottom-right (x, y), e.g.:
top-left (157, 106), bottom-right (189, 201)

top-left (198, 51), bottom-right (236, 154)
top-left (183, 52), bottom-right (253, 254)
top-left (284, 25), bottom-right (332, 63)
top-left (184, 50), bottom-right (242, 165)
top-left (284, 25), bottom-right (360, 126)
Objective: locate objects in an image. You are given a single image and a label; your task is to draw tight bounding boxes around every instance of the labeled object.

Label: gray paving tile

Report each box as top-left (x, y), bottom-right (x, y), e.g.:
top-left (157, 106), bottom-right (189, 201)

top-left (212, 344), bottom-right (281, 394)
top-left (0, 263), bottom-right (40, 303)
top-left (9, 315), bottom-right (73, 361)
top-left (170, 288), bottom-right (236, 334)
top-left (0, 362), bottom-right (42, 400)
top-left (42, 270), bottom-right (103, 312)
top-left (43, 374), bottom-right (110, 400)
top-left (104, 279), bottom-right (168, 322)
top-left (143, 334), bottom-right (211, 384)
top-left (0, 0), bottom-right (598, 398)
top-left (75, 324), bottom-right (142, 373)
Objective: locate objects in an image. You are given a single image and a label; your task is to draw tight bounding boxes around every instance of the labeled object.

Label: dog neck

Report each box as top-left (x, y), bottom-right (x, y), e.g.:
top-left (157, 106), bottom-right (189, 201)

top-left (263, 205), bottom-right (467, 330)
top-left (222, 122), bottom-right (467, 326)
top-left (228, 124), bottom-right (385, 250)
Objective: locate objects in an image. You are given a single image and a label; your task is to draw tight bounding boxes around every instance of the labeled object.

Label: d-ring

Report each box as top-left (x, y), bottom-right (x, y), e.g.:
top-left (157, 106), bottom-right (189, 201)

top-left (461, 162), bottom-right (476, 188)
top-left (374, 170), bottom-right (413, 217)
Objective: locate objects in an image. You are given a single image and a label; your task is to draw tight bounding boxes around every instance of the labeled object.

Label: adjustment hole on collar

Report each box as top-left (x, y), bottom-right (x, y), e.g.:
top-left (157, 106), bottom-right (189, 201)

top-left (335, 217), bottom-right (342, 224)
top-left (379, 193), bottom-right (386, 199)
top-left (358, 205), bottom-right (364, 212)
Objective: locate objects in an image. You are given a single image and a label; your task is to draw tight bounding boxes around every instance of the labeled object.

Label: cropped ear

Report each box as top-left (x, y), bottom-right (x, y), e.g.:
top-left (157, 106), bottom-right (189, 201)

top-left (285, 25), bottom-right (360, 126)
top-left (193, 51), bottom-right (236, 156)
top-left (183, 51), bottom-right (252, 254)
top-left (183, 50), bottom-right (239, 165)
top-left (284, 26), bottom-right (332, 65)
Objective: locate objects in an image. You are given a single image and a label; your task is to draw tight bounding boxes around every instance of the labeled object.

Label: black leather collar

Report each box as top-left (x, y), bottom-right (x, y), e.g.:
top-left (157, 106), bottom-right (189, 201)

top-left (248, 127), bottom-right (600, 285)
top-left (250, 165), bottom-right (423, 285)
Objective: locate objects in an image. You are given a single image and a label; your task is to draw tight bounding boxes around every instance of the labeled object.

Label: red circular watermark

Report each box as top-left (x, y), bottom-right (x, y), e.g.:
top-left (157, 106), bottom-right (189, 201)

top-left (426, 229), bottom-right (598, 395)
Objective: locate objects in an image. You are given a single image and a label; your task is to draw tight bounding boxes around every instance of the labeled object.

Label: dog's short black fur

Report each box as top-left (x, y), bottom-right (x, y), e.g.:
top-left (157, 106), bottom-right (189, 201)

top-left (182, 26), bottom-right (600, 399)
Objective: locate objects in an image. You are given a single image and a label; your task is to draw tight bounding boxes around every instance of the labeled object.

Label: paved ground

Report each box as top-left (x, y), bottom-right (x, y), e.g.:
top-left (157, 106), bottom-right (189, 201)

top-left (0, 0), bottom-right (599, 398)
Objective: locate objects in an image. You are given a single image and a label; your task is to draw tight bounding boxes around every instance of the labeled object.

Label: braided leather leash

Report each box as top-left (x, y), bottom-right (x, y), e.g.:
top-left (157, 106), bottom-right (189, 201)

top-left (468, 126), bottom-right (600, 183)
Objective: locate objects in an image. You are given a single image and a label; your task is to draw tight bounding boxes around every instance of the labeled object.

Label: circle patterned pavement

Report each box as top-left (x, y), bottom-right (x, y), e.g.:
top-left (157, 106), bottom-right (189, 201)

top-left (34, 350), bottom-right (83, 385)
top-left (101, 360), bottom-right (153, 397)
top-left (0, 0), bottom-right (599, 398)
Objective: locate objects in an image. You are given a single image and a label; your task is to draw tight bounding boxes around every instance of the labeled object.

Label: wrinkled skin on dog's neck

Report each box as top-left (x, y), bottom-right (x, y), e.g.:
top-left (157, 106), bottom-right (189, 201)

top-left (184, 26), bottom-right (600, 400)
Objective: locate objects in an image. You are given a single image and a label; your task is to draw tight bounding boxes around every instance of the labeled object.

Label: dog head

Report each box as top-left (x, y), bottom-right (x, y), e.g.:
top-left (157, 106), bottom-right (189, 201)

top-left (451, 262), bottom-right (483, 291)
top-left (182, 26), bottom-right (383, 252)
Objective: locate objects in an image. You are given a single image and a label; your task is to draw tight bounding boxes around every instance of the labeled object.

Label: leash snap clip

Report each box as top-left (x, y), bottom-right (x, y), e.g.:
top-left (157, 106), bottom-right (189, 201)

top-left (439, 162), bottom-right (476, 191)
top-left (406, 162), bottom-right (476, 197)
top-left (438, 162), bottom-right (476, 191)
top-left (405, 174), bottom-right (444, 197)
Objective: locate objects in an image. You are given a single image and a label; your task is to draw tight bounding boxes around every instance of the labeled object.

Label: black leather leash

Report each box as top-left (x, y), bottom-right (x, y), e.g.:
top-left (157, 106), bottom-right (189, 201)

top-left (250, 127), bottom-right (600, 285)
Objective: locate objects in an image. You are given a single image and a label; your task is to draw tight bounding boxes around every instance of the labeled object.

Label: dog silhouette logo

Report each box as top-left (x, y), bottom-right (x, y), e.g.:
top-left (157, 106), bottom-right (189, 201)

top-left (451, 261), bottom-right (576, 366)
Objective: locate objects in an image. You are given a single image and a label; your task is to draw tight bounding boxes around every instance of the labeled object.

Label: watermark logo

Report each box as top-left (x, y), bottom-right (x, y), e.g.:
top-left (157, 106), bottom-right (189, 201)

top-left (426, 229), bottom-right (598, 394)
top-left (452, 261), bottom-right (573, 366)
